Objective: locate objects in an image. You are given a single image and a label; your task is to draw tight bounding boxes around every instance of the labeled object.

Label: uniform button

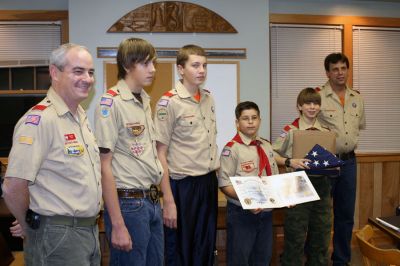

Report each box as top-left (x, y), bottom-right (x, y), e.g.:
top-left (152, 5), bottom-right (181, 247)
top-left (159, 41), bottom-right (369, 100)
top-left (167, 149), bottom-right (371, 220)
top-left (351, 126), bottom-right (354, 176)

top-left (190, 122), bottom-right (192, 125)
top-left (211, 158), bottom-right (213, 161)
top-left (344, 111), bottom-right (346, 114)
top-left (330, 115), bottom-right (333, 117)
top-left (346, 132), bottom-right (348, 135)
top-left (345, 142), bottom-right (348, 145)
top-left (208, 130), bottom-right (210, 133)
top-left (345, 121), bottom-right (347, 124)
top-left (209, 144), bottom-right (212, 147)
top-left (86, 144), bottom-right (88, 148)
top-left (159, 172), bottom-right (162, 175)
top-left (203, 117), bottom-right (206, 120)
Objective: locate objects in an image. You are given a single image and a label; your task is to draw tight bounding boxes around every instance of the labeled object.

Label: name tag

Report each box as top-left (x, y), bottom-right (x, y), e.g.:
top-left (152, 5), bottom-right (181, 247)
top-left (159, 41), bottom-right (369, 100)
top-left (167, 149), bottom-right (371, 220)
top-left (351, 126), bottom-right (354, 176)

top-left (64, 143), bottom-right (85, 156)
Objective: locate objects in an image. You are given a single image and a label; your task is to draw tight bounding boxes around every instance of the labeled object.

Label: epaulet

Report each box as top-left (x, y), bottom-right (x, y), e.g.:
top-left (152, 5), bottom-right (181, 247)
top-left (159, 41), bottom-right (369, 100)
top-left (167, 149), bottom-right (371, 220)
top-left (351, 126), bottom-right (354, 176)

top-left (106, 89), bottom-right (119, 97)
top-left (322, 125), bottom-right (330, 131)
top-left (203, 88), bottom-right (211, 94)
top-left (225, 141), bottom-right (235, 148)
top-left (260, 137), bottom-right (270, 143)
top-left (163, 91), bottom-right (176, 98)
top-left (352, 89), bottom-right (361, 94)
top-left (315, 87), bottom-right (321, 92)
top-left (291, 118), bottom-right (300, 129)
top-left (31, 104), bottom-right (49, 111)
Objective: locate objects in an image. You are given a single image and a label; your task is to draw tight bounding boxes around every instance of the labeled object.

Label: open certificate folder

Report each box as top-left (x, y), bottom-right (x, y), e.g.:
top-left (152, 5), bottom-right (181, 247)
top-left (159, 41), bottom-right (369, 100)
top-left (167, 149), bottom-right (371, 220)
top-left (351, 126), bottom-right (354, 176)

top-left (230, 171), bottom-right (320, 209)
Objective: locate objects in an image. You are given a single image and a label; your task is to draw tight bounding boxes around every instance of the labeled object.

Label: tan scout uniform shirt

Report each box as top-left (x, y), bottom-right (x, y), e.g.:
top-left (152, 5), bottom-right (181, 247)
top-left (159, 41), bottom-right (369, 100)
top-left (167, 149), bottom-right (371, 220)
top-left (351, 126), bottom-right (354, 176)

top-left (218, 132), bottom-right (279, 206)
top-left (318, 82), bottom-right (366, 154)
top-left (154, 81), bottom-right (219, 179)
top-left (273, 116), bottom-right (329, 159)
top-left (6, 88), bottom-right (102, 217)
top-left (94, 80), bottom-right (163, 189)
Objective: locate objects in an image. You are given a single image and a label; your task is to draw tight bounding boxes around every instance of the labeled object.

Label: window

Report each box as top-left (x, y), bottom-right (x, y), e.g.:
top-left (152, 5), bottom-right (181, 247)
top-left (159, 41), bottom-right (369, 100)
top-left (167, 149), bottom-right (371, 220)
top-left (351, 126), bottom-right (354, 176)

top-left (270, 24), bottom-right (342, 142)
top-left (353, 26), bottom-right (400, 152)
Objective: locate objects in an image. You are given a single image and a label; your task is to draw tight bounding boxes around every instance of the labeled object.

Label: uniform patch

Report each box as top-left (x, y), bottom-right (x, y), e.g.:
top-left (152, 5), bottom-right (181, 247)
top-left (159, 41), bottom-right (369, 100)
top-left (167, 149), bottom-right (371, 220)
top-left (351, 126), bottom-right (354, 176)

top-left (158, 99), bottom-right (169, 107)
top-left (126, 123), bottom-right (145, 137)
top-left (241, 161), bottom-right (255, 173)
top-left (101, 106), bottom-right (111, 117)
top-left (32, 105), bottom-right (48, 111)
top-left (64, 143), bottom-right (85, 156)
top-left (130, 142), bottom-right (145, 157)
top-left (157, 108), bottom-right (168, 121)
top-left (18, 136), bottom-right (33, 145)
top-left (100, 97), bottom-right (113, 107)
top-left (221, 148), bottom-right (231, 156)
top-left (64, 133), bottom-right (76, 141)
top-left (25, 115), bottom-right (41, 125)
top-left (279, 130), bottom-right (288, 138)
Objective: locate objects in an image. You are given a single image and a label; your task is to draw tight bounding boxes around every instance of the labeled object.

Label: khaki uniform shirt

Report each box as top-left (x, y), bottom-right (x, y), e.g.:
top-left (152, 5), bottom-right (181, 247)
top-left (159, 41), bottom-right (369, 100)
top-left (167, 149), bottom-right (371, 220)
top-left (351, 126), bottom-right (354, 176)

top-left (318, 81), bottom-right (366, 154)
top-left (273, 116), bottom-right (328, 159)
top-left (94, 80), bottom-right (163, 189)
top-left (6, 88), bottom-right (102, 217)
top-left (218, 132), bottom-right (279, 206)
top-left (154, 81), bottom-right (219, 179)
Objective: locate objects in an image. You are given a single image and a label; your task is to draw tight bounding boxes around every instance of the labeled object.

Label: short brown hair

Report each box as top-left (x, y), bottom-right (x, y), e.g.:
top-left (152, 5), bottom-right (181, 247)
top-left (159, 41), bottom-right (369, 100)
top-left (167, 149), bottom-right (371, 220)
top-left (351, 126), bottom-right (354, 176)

top-left (176, 44), bottom-right (206, 67)
top-left (117, 38), bottom-right (156, 80)
top-left (297, 87), bottom-right (321, 107)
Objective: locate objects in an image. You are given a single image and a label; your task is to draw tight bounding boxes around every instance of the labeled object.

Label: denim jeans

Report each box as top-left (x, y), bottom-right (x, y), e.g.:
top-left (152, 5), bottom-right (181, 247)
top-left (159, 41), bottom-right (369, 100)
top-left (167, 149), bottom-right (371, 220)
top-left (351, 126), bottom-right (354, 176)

top-left (331, 158), bottom-right (357, 265)
top-left (226, 202), bottom-right (273, 266)
top-left (24, 221), bottom-right (100, 266)
top-left (104, 197), bottom-right (164, 266)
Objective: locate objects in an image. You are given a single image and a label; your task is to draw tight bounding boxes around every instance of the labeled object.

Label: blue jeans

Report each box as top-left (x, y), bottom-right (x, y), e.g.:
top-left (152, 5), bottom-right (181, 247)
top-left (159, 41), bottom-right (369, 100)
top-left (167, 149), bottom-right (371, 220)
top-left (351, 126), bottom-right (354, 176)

top-left (331, 158), bottom-right (357, 265)
top-left (226, 202), bottom-right (273, 266)
top-left (24, 221), bottom-right (100, 266)
top-left (104, 198), bottom-right (164, 266)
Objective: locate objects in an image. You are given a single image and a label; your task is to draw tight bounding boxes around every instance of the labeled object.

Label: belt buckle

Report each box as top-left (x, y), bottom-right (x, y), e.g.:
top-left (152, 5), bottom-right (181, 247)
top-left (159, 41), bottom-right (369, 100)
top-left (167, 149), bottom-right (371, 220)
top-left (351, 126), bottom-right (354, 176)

top-left (149, 184), bottom-right (159, 204)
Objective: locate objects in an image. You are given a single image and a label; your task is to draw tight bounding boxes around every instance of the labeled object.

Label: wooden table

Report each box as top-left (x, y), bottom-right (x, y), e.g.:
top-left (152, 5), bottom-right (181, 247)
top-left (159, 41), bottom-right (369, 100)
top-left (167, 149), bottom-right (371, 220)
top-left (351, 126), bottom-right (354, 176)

top-left (368, 216), bottom-right (400, 243)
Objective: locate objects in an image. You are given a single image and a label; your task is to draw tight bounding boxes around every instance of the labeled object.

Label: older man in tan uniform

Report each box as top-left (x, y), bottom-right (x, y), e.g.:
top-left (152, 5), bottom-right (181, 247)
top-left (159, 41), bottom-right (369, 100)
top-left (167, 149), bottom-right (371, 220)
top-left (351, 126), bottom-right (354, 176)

top-left (2, 43), bottom-right (102, 266)
top-left (317, 53), bottom-right (365, 266)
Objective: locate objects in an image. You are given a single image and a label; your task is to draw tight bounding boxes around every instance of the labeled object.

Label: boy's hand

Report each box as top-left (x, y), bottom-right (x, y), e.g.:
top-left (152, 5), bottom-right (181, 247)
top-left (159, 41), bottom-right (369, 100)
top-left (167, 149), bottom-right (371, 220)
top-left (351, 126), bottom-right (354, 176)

top-left (250, 208), bottom-right (263, 214)
top-left (290, 158), bottom-right (310, 169)
top-left (163, 200), bottom-right (177, 228)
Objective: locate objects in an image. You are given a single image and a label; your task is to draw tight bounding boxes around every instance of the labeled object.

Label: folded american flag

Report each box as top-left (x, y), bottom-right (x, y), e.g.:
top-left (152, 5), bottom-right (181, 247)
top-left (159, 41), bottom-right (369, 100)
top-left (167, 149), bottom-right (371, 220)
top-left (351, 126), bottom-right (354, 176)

top-left (302, 144), bottom-right (345, 177)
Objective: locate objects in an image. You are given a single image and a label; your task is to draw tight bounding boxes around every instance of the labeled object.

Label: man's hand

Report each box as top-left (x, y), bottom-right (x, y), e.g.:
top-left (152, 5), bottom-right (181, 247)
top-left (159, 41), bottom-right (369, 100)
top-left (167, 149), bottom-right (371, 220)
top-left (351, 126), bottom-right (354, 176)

top-left (250, 208), bottom-right (263, 215)
top-left (10, 219), bottom-right (25, 239)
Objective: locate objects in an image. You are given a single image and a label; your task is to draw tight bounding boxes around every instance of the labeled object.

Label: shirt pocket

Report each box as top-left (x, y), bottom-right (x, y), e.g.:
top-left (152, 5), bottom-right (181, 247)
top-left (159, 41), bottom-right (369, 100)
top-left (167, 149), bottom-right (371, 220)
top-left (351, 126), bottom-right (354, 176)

top-left (177, 116), bottom-right (197, 137)
top-left (321, 108), bottom-right (338, 123)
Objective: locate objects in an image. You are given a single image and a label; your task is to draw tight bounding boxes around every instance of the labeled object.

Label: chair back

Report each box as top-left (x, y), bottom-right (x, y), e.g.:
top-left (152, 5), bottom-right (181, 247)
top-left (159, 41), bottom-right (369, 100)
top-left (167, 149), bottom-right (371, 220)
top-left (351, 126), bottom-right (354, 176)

top-left (356, 225), bottom-right (400, 266)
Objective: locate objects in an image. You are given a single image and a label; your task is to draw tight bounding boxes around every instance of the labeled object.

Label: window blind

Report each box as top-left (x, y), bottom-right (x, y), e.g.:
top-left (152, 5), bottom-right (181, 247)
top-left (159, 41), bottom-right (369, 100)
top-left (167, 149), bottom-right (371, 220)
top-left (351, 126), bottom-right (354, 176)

top-left (0, 22), bottom-right (61, 66)
top-left (353, 26), bottom-right (400, 152)
top-left (270, 24), bottom-right (342, 142)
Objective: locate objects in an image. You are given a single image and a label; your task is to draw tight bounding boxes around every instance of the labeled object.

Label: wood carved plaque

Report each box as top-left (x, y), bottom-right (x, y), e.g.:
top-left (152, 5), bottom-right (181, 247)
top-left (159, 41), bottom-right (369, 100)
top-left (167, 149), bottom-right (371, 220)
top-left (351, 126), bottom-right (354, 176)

top-left (107, 1), bottom-right (237, 33)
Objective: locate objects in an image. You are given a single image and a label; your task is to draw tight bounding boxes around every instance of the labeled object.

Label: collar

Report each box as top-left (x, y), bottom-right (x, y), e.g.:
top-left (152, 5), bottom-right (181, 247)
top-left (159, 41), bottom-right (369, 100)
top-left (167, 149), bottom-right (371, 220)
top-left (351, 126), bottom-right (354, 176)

top-left (237, 131), bottom-right (261, 146)
top-left (116, 79), bottom-right (150, 102)
top-left (47, 87), bottom-right (86, 121)
top-left (323, 81), bottom-right (356, 97)
top-left (298, 116), bottom-right (324, 130)
top-left (175, 80), bottom-right (207, 101)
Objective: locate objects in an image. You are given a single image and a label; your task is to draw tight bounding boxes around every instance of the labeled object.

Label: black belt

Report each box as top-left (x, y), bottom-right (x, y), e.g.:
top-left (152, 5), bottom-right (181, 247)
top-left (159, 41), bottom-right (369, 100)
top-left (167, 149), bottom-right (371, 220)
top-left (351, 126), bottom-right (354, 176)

top-left (117, 185), bottom-right (162, 203)
top-left (41, 215), bottom-right (98, 227)
top-left (335, 150), bottom-right (355, 161)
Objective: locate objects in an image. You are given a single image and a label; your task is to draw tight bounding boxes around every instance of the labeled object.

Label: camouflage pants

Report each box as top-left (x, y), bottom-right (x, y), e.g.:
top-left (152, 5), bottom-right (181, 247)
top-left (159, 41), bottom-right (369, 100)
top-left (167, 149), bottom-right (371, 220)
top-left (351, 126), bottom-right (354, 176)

top-left (281, 176), bottom-right (332, 266)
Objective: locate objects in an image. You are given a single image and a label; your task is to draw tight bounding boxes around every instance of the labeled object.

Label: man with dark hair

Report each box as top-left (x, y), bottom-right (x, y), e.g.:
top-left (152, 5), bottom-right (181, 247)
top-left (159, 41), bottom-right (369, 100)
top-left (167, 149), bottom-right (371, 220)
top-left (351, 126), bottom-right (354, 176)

top-left (318, 52), bottom-right (366, 266)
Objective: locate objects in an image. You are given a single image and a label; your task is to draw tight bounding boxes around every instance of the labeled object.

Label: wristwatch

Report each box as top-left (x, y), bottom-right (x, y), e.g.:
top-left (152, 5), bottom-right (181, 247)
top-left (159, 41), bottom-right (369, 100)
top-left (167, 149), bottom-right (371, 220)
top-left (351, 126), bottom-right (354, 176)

top-left (285, 158), bottom-right (291, 167)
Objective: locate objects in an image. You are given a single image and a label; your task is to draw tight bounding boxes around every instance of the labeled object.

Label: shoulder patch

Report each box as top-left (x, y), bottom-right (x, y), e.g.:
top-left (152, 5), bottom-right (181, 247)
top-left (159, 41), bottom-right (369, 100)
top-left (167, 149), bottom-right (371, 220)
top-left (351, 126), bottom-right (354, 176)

top-left (100, 97), bottom-right (113, 107)
top-left (291, 118), bottom-right (300, 129)
top-left (32, 104), bottom-right (48, 111)
top-left (163, 91), bottom-right (176, 98)
top-left (106, 89), bottom-right (119, 97)
top-left (283, 125), bottom-right (291, 132)
top-left (225, 141), bottom-right (235, 148)
top-left (25, 114), bottom-right (41, 126)
top-left (158, 98), bottom-right (169, 107)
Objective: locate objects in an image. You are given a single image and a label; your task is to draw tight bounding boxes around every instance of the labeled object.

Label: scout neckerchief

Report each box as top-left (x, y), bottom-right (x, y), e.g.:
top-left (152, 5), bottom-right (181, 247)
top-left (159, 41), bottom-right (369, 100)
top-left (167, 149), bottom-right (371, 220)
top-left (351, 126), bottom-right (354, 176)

top-left (232, 133), bottom-right (272, 177)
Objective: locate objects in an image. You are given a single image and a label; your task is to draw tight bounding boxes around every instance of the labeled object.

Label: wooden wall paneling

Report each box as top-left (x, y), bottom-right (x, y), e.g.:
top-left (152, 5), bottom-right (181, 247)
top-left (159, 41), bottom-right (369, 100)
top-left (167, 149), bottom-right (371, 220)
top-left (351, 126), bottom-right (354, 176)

top-left (381, 161), bottom-right (400, 216)
top-left (358, 162), bottom-right (375, 228)
top-left (372, 162), bottom-right (383, 218)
